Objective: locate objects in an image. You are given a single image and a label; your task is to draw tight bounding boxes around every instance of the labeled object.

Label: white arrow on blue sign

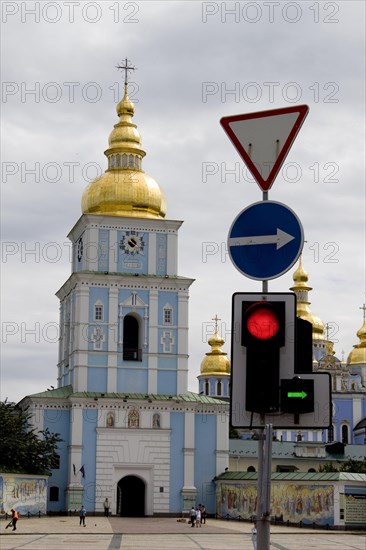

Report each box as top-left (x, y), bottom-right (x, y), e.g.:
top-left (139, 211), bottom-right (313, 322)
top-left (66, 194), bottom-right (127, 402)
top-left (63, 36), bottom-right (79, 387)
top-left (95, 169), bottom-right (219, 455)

top-left (228, 201), bottom-right (304, 280)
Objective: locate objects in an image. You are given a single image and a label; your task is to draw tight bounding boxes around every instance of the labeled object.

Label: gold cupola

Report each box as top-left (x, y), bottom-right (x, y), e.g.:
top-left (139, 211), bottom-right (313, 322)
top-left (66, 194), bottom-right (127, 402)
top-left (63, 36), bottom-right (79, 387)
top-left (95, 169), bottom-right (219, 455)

top-left (290, 257), bottom-right (325, 340)
top-left (347, 307), bottom-right (366, 365)
top-left (81, 80), bottom-right (166, 219)
top-left (200, 330), bottom-right (231, 376)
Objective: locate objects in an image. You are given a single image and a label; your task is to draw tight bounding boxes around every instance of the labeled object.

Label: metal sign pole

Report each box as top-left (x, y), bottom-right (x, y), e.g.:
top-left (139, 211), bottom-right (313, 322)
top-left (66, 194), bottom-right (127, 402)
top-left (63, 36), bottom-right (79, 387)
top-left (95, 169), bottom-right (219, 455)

top-left (257, 422), bottom-right (272, 550)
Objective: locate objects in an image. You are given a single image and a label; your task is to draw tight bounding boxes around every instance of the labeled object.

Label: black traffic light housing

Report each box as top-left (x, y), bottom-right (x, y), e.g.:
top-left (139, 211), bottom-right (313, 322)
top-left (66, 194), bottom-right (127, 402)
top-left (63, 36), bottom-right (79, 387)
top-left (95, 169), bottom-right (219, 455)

top-left (242, 300), bottom-right (286, 413)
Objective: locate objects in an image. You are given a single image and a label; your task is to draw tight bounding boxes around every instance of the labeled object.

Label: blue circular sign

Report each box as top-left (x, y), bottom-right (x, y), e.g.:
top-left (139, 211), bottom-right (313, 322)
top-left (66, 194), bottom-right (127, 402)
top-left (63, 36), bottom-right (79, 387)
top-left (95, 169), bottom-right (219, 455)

top-left (228, 201), bottom-right (304, 280)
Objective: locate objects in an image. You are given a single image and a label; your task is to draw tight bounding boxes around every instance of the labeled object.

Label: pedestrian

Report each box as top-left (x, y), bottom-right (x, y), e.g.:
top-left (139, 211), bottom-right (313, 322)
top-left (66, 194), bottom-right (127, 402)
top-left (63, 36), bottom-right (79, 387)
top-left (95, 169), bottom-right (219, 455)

top-left (195, 506), bottom-right (201, 527)
top-left (103, 498), bottom-right (110, 517)
top-left (79, 505), bottom-right (86, 526)
top-left (201, 504), bottom-right (207, 524)
top-left (251, 521), bottom-right (257, 550)
top-left (189, 506), bottom-right (196, 527)
top-left (11, 509), bottom-right (19, 531)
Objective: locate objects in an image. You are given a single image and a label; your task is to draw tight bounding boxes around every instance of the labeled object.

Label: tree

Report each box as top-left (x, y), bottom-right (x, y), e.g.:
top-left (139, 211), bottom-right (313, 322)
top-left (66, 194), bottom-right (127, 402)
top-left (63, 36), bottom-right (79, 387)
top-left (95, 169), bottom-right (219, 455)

top-left (317, 458), bottom-right (366, 474)
top-left (340, 458), bottom-right (366, 474)
top-left (0, 400), bottom-right (62, 475)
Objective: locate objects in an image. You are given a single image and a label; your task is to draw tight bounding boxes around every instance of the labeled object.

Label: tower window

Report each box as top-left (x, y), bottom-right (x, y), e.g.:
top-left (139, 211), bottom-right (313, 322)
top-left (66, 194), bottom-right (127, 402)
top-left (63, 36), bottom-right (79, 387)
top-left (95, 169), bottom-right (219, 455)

top-left (217, 380), bottom-right (222, 396)
top-left (163, 305), bottom-right (173, 325)
top-left (123, 314), bottom-right (142, 361)
top-left (94, 304), bottom-right (103, 322)
top-left (122, 154), bottom-right (127, 168)
top-left (205, 380), bottom-right (209, 395)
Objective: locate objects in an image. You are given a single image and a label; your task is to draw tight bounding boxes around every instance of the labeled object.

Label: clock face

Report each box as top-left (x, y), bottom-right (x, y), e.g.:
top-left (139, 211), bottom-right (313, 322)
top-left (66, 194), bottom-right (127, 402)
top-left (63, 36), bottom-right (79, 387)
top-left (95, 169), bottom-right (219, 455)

top-left (77, 237), bottom-right (83, 262)
top-left (120, 231), bottom-right (145, 255)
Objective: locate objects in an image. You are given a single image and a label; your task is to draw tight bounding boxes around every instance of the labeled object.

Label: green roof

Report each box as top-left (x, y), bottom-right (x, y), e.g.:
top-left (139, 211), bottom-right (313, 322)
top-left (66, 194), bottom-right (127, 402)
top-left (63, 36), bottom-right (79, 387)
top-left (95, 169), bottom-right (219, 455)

top-left (23, 386), bottom-right (227, 405)
top-left (215, 471), bottom-right (366, 482)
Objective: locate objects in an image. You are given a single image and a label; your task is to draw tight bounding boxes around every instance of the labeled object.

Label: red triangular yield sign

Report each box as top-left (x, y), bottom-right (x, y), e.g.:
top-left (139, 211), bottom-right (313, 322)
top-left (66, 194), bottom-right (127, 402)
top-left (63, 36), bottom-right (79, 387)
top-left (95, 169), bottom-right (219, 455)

top-left (220, 105), bottom-right (309, 191)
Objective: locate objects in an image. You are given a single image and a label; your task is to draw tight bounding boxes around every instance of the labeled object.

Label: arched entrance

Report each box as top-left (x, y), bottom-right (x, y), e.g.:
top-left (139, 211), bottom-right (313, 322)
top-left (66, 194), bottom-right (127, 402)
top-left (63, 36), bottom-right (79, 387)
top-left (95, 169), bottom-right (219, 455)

top-left (117, 475), bottom-right (145, 517)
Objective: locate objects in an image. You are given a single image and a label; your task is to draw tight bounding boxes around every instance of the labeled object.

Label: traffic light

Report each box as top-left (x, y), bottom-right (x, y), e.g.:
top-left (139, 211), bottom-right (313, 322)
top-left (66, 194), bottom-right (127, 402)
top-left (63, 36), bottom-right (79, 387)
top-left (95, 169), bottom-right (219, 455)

top-left (231, 292), bottom-right (296, 417)
top-left (230, 292), bottom-right (332, 429)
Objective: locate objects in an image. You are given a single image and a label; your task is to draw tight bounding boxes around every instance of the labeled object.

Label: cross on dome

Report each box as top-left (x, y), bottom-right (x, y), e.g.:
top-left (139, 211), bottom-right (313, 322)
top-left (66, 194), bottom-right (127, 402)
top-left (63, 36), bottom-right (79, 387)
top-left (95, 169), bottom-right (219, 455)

top-left (212, 314), bottom-right (221, 333)
top-left (360, 303), bottom-right (366, 321)
top-left (116, 58), bottom-right (136, 86)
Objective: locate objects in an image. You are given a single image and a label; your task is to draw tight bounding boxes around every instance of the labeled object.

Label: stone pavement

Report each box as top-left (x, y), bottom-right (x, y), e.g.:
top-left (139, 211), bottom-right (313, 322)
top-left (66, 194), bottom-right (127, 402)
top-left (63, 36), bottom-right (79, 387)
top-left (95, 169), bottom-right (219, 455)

top-left (1, 516), bottom-right (365, 550)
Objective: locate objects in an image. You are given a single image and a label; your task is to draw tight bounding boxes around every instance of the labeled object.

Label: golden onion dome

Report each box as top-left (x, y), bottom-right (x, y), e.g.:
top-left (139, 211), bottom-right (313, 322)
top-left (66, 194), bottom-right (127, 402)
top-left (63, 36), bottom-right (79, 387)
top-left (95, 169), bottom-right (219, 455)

top-left (81, 83), bottom-right (166, 219)
top-left (290, 257), bottom-right (325, 340)
top-left (347, 318), bottom-right (366, 365)
top-left (200, 331), bottom-right (230, 375)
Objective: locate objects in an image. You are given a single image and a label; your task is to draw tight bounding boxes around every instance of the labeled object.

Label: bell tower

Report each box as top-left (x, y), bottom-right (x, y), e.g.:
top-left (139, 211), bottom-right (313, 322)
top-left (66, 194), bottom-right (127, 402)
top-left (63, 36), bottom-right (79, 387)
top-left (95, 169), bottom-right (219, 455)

top-left (56, 62), bottom-right (194, 395)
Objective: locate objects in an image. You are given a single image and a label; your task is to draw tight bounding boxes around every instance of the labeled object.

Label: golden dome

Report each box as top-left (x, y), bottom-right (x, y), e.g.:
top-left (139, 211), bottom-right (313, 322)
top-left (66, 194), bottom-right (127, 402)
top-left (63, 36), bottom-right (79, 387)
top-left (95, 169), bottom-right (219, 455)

top-left (82, 83), bottom-right (166, 219)
top-left (290, 257), bottom-right (325, 340)
top-left (347, 318), bottom-right (366, 365)
top-left (200, 331), bottom-right (230, 375)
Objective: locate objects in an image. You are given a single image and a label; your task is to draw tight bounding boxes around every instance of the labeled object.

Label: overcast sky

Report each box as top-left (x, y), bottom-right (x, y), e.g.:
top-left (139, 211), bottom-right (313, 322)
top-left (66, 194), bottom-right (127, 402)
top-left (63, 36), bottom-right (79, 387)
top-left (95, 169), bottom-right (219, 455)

top-left (2, 1), bottom-right (365, 403)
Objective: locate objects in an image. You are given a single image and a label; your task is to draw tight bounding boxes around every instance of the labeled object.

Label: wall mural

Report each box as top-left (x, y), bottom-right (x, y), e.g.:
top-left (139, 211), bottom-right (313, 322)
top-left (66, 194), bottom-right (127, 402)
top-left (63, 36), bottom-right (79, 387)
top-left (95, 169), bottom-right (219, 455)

top-left (217, 482), bottom-right (334, 525)
top-left (0, 475), bottom-right (48, 515)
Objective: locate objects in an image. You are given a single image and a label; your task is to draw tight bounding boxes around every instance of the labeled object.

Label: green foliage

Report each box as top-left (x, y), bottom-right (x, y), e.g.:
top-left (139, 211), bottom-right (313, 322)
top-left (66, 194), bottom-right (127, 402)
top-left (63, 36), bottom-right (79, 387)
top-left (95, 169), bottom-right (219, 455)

top-left (229, 425), bottom-right (241, 439)
top-left (339, 458), bottom-right (366, 473)
top-left (317, 462), bottom-right (339, 472)
top-left (0, 401), bottom-right (62, 475)
top-left (318, 458), bottom-right (366, 474)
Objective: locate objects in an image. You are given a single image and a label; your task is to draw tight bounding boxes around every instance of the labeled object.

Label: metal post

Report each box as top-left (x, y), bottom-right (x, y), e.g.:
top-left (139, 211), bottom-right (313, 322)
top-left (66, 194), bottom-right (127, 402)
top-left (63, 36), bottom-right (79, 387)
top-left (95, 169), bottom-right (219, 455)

top-left (257, 422), bottom-right (272, 550)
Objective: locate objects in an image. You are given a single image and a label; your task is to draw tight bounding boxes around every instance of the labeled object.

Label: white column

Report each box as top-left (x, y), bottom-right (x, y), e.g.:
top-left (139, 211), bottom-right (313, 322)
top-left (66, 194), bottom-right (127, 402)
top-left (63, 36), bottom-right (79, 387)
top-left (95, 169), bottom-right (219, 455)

top-left (183, 412), bottom-right (195, 488)
top-left (216, 409), bottom-right (229, 475)
top-left (85, 226), bottom-right (99, 271)
top-left (107, 287), bottom-right (118, 392)
top-left (148, 232), bottom-right (156, 274)
top-left (177, 290), bottom-right (189, 394)
top-left (148, 289), bottom-right (159, 393)
top-left (166, 233), bottom-right (178, 275)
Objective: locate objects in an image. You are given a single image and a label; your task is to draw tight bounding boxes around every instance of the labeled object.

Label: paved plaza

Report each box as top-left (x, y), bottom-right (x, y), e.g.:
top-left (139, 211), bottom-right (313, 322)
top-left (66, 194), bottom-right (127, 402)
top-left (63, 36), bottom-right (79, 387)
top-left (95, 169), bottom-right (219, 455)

top-left (1, 516), bottom-right (365, 550)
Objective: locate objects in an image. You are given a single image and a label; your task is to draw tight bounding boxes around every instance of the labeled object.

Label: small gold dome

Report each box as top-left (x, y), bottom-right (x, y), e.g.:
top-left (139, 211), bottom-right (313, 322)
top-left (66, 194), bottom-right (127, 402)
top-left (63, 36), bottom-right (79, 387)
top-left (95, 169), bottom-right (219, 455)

top-left (200, 331), bottom-right (230, 375)
top-left (81, 83), bottom-right (166, 219)
top-left (290, 257), bottom-right (325, 340)
top-left (347, 319), bottom-right (366, 365)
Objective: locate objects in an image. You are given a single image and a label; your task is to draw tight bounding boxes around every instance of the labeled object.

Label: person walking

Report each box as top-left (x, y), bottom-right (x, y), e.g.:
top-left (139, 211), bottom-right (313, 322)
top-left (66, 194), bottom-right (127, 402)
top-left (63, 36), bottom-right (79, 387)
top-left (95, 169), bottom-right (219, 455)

top-left (103, 498), bottom-right (110, 517)
top-left (79, 505), bottom-right (86, 526)
top-left (251, 521), bottom-right (257, 550)
top-left (201, 504), bottom-right (207, 524)
top-left (6, 509), bottom-right (18, 531)
top-left (189, 506), bottom-right (196, 527)
top-left (195, 506), bottom-right (201, 527)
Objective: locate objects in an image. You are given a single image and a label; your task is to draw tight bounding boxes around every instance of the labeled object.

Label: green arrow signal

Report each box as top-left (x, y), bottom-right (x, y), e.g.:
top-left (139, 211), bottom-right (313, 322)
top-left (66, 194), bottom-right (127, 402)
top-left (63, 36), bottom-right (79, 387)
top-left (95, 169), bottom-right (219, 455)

top-left (287, 391), bottom-right (307, 399)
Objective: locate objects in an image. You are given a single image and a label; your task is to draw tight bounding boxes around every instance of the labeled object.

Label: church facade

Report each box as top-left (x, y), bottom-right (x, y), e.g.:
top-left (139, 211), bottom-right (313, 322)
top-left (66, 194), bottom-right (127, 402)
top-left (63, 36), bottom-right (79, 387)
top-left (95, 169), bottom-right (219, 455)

top-left (19, 77), bottom-right (229, 515)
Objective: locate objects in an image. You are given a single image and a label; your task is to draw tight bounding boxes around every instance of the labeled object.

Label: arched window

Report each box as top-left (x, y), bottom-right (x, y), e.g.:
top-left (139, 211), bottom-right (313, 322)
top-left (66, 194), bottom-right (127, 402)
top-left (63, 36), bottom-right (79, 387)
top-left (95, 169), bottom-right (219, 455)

top-left (128, 154), bottom-right (135, 167)
top-left (247, 466), bottom-right (256, 472)
top-left (116, 154), bottom-right (121, 168)
top-left (341, 424), bottom-right (349, 444)
top-left (217, 380), bottom-right (222, 396)
top-left (205, 380), bottom-right (209, 395)
top-left (123, 314), bottom-right (141, 361)
top-left (49, 486), bottom-right (59, 502)
top-left (122, 154), bottom-right (127, 168)
top-left (128, 409), bottom-right (139, 428)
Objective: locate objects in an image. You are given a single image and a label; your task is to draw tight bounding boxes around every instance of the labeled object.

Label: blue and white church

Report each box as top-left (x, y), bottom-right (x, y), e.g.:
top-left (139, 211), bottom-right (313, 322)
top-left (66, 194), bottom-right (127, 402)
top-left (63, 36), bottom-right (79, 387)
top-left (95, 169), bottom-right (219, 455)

top-left (20, 76), bottom-right (229, 515)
